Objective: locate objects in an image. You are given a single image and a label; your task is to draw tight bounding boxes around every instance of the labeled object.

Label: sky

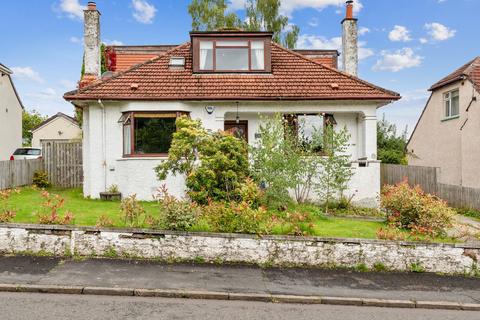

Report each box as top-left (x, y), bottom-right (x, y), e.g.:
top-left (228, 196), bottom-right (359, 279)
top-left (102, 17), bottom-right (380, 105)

top-left (0, 0), bottom-right (478, 136)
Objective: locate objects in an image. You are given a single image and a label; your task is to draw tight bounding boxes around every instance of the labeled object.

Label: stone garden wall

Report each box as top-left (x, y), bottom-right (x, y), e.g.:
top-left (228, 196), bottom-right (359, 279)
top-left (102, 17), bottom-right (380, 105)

top-left (0, 223), bottom-right (478, 274)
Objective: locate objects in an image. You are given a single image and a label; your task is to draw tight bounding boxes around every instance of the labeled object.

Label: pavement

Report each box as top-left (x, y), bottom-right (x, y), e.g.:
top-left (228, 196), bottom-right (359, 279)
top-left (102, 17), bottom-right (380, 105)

top-left (0, 255), bottom-right (480, 311)
top-left (2, 292), bottom-right (479, 320)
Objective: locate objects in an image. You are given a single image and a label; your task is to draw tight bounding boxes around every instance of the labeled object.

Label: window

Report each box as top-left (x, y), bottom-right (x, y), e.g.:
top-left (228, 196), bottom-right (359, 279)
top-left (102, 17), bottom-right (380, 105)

top-left (284, 114), bottom-right (336, 152)
top-left (198, 39), bottom-right (265, 72)
top-left (444, 89), bottom-right (459, 118)
top-left (120, 112), bottom-right (187, 156)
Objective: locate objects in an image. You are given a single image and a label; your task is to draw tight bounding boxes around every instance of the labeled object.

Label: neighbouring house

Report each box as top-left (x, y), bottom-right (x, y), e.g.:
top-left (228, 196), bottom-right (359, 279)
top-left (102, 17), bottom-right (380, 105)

top-left (64, 1), bottom-right (400, 207)
top-left (0, 63), bottom-right (23, 161)
top-left (407, 57), bottom-right (480, 189)
top-left (31, 112), bottom-right (82, 148)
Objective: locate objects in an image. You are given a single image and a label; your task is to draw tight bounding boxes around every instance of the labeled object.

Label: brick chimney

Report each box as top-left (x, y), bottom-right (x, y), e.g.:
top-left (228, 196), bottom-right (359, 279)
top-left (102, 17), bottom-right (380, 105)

top-left (341, 0), bottom-right (358, 76)
top-left (80, 1), bottom-right (101, 88)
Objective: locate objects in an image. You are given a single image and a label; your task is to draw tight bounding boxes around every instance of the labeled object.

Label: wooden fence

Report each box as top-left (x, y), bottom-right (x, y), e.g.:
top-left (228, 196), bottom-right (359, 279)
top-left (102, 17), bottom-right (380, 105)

top-left (42, 141), bottom-right (83, 188)
top-left (0, 159), bottom-right (44, 190)
top-left (381, 163), bottom-right (480, 210)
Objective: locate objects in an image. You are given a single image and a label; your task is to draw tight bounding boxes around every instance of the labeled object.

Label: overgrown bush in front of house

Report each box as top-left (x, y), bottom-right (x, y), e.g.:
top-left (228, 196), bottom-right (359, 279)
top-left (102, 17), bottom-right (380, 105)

top-left (33, 171), bottom-right (51, 188)
top-left (250, 114), bottom-right (319, 207)
top-left (156, 185), bottom-right (199, 231)
top-left (249, 114), bottom-right (353, 211)
top-left (36, 191), bottom-right (74, 225)
top-left (315, 125), bottom-right (353, 213)
top-left (155, 116), bottom-right (250, 205)
top-left (201, 201), bottom-right (267, 234)
top-left (381, 180), bottom-right (455, 237)
top-left (120, 194), bottom-right (145, 227)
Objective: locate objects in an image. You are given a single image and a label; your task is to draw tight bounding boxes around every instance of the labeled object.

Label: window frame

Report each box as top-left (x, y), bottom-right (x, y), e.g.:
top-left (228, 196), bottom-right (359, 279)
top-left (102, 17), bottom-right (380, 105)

top-left (443, 89), bottom-right (460, 120)
top-left (192, 36), bottom-right (271, 73)
top-left (121, 111), bottom-right (188, 158)
top-left (283, 113), bottom-right (336, 155)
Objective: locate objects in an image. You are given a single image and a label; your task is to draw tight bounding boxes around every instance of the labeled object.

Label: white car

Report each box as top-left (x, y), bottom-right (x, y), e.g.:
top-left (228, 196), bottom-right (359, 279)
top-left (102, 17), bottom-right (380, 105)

top-left (10, 148), bottom-right (42, 160)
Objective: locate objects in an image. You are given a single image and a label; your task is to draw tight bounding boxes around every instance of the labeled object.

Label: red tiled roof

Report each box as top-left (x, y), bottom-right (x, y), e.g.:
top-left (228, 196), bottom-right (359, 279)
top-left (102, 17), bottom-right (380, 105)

top-left (65, 42), bottom-right (400, 101)
top-left (105, 45), bottom-right (178, 72)
top-left (430, 56), bottom-right (480, 92)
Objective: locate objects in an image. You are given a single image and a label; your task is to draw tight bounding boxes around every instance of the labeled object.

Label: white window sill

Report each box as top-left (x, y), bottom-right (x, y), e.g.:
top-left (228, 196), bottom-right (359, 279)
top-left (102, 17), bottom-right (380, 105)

top-left (441, 115), bottom-right (459, 122)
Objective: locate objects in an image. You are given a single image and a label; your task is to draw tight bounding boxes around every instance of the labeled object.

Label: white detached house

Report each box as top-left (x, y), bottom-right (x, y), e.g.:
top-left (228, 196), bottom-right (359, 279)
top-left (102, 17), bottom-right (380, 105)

top-left (64, 1), bottom-right (400, 207)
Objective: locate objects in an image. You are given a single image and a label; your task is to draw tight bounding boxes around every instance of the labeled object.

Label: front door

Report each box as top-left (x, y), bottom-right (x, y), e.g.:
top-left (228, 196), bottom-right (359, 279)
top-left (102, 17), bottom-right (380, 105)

top-left (224, 120), bottom-right (248, 142)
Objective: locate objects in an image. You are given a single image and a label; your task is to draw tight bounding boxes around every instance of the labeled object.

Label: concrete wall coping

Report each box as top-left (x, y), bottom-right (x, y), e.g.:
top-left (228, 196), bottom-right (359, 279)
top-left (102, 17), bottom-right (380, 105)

top-left (1, 222), bottom-right (477, 250)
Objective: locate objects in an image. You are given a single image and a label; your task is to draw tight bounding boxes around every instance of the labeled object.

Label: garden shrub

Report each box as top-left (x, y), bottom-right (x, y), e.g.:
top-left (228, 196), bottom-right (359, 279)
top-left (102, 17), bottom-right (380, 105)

top-left (201, 201), bottom-right (266, 234)
top-left (155, 116), bottom-right (250, 204)
top-left (33, 171), bottom-right (51, 188)
top-left (238, 177), bottom-right (263, 209)
top-left (96, 214), bottom-right (115, 228)
top-left (120, 194), bottom-right (145, 227)
top-left (36, 191), bottom-right (74, 225)
top-left (156, 185), bottom-right (199, 231)
top-left (0, 189), bottom-right (19, 223)
top-left (381, 180), bottom-right (455, 237)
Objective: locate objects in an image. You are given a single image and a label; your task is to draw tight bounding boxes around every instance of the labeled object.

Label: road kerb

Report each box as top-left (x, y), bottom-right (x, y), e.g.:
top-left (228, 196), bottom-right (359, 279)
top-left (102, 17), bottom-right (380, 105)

top-left (416, 301), bottom-right (463, 310)
top-left (461, 303), bottom-right (480, 311)
top-left (0, 283), bottom-right (479, 311)
top-left (321, 296), bottom-right (363, 306)
top-left (271, 294), bottom-right (322, 304)
top-left (228, 292), bottom-right (272, 302)
top-left (362, 298), bottom-right (415, 308)
top-left (83, 287), bottom-right (134, 296)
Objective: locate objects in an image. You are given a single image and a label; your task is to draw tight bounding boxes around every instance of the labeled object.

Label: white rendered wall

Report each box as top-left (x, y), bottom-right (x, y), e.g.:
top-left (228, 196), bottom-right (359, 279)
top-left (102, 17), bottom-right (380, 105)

top-left (31, 117), bottom-right (82, 148)
top-left (82, 100), bottom-right (382, 206)
top-left (0, 75), bottom-right (22, 160)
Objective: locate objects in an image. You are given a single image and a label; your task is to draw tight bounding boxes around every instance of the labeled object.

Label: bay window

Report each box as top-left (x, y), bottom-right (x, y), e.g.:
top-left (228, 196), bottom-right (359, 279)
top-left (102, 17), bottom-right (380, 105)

top-left (120, 112), bottom-right (187, 157)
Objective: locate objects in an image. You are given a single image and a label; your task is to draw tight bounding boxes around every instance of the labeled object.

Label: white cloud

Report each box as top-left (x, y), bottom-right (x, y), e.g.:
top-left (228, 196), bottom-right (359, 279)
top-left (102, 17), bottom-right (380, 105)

top-left (70, 36), bottom-right (81, 44)
top-left (57, 0), bottom-right (85, 20)
top-left (424, 22), bottom-right (456, 41)
top-left (358, 27), bottom-right (370, 36)
top-left (297, 34), bottom-right (374, 60)
top-left (373, 48), bottom-right (423, 72)
top-left (132, 0), bottom-right (157, 24)
top-left (419, 37), bottom-right (428, 44)
top-left (10, 67), bottom-right (44, 83)
top-left (230, 0), bottom-right (363, 16)
top-left (388, 25), bottom-right (412, 42)
top-left (27, 88), bottom-right (59, 101)
top-left (104, 39), bottom-right (124, 46)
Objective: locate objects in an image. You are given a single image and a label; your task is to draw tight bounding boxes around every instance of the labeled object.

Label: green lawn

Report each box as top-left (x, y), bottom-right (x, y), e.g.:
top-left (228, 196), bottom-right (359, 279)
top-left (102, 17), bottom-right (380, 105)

top-left (6, 187), bottom-right (158, 226)
top-left (2, 187), bottom-right (456, 242)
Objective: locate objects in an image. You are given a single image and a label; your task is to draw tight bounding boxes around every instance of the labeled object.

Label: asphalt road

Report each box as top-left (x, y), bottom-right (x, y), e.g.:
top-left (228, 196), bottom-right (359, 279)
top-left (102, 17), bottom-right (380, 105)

top-left (1, 292), bottom-right (478, 320)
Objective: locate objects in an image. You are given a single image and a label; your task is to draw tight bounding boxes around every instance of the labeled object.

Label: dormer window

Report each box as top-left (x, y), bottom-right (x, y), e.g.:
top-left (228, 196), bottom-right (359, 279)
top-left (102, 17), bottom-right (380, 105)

top-left (199, 40), bottom-right (265, 71)
top-left (191, 31), bottom-right (272, 73)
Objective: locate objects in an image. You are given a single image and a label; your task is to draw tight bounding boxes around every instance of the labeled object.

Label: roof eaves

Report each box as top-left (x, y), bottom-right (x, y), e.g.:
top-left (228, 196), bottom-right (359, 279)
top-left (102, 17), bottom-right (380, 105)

top-left (32, 112), bottom-right (79, 132)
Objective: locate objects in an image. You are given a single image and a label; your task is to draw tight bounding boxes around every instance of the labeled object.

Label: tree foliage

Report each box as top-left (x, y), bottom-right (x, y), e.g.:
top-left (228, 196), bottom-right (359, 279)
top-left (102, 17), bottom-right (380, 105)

top-left (188, 0), bottom-right (242, 31)
top-left (188, 0), bottom-right (300, 48)
top-left (244, 0), bottom-right (299, 48)
top-left (250, 114), bottom-right (353, 209)
top-left (377, 115), bottom-right (408, 165)
top-left (155, 116), bottom-right (250, 204)
top-left (22, 109), bottom-right (47, 146)
top-left (316, 125), bottom-right (353, 213)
